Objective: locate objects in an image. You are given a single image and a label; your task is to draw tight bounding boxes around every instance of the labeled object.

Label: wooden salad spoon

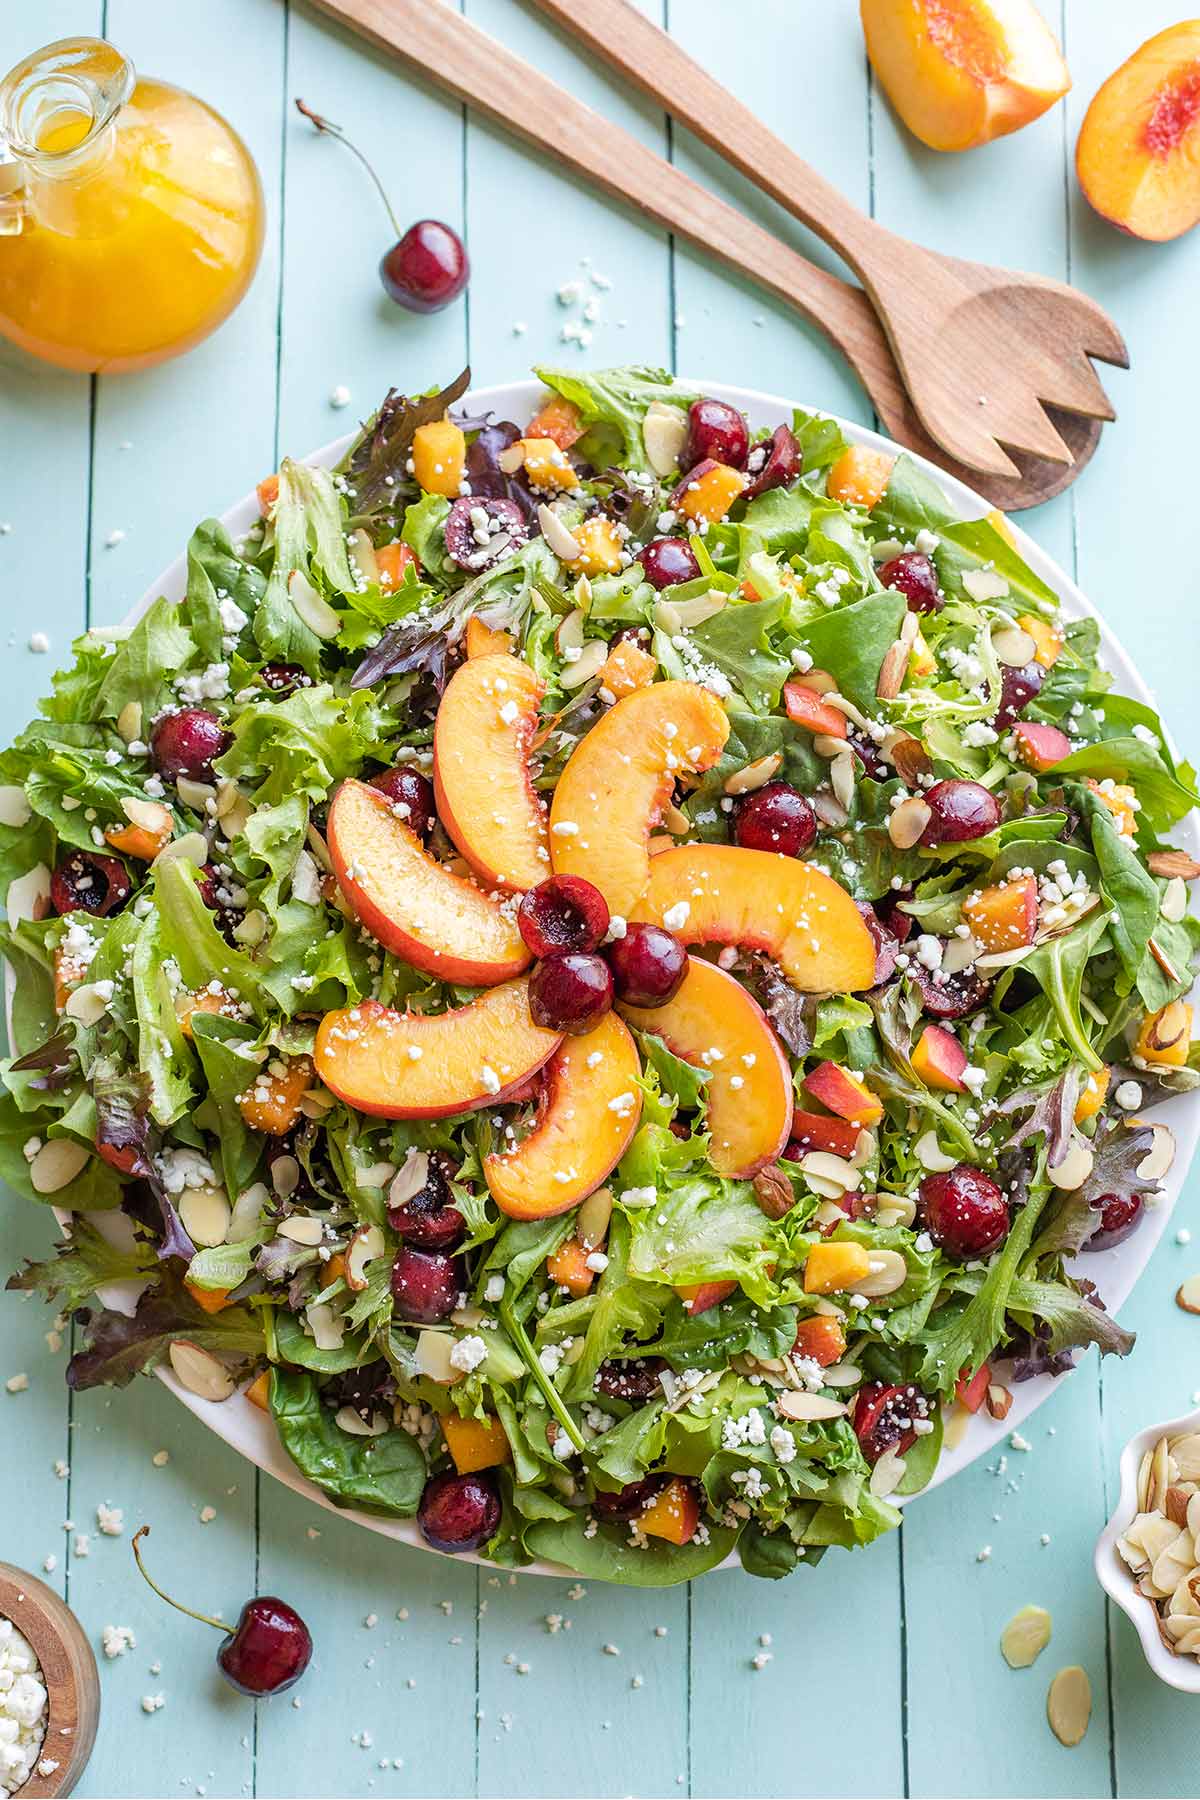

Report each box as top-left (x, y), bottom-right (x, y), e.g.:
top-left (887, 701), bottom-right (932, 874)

top-left (312, 0), bottom-right (1100, 508)
top-left (529, 0), bottom-right (1127, 480)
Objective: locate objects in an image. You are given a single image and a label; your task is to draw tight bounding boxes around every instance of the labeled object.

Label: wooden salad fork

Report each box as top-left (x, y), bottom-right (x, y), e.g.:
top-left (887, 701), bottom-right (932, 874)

top-left (529, 0), bottom-right (1128, 480)
top-left (311, 0), bottom-right (1102, 508)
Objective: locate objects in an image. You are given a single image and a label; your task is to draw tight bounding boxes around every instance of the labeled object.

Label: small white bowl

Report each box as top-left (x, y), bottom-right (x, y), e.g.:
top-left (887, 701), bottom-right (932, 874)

top-left (1095, 1407), bottom-right (1200, 1695)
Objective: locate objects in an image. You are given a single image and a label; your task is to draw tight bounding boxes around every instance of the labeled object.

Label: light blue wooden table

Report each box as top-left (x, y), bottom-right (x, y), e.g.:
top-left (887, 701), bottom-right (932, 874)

top-left (2, 2), bottom-right (1198, 1794)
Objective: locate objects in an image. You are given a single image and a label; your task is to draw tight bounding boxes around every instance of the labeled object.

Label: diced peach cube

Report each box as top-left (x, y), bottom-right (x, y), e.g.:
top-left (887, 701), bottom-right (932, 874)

top-left (911, 1024), bottom-right (968, 1092)
top-left (465, 616), bottom-right (513, 658)
top-left (804, 1061), bottom-right (883, 1126)
top-left (783, 682), bottom-right (848, 740)
top-left (522, 437), bottom-right (578, 492)
top-left (827, 445), bottom-right (893, 509)
top-left (1074, 1065), bottom-right (1110, 1123)
top-left (908, 628), bottom-right (937, 680)
top-left (527, 394), bottom-right (584, 450)
top-left (803, 1241), bottom-right (872, 1295)
top-left (674, 460), bottom-right (747, 524)
top-left (442, 1413), bottom-right (511, 1474)
top-left (1016, 613), bottom-right (1063, 669)
top-left (239, 1055), bottom-right (315, 1135)
top-left (1011, 721), bottom-right (1071, 772)
top-left (412, 419), bottom-right (467, 497)
top-left (375, 541), bottom-right (421, 590)
top-left (793, 1314), bottom-right (847, 1367)
top-left (963, 875), bottom-right (1038, 952)
top-left (244, 1370), bottom-right (271, 1411)
top-left (1085, 777), bottom-right (1138, 839)
top-left (639, 1476), bottom-right (700, 1546)
top-left (566, 517), bottom-right (624, 576)
top-left (184, 1280), bottom-right (233, 1315)
top-left (600, 637), bottom-right (656, 699)
top-left (256, 473), bottom-right (279, 516)
top-left (547, 1237), bottom-right (596, 1298)
top-left (1134, 1001), bottom-right (1193, 1068)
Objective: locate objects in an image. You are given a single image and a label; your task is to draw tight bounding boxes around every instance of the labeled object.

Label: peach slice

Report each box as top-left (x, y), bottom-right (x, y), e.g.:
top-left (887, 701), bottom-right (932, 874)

top-left (1077, 23), bottom-right (1200, 241)
top-left (787, 1111), bottom-right (863, 1160)
top-left (328, 778), bottom-right (530, 986)
top-left (549, 682), bottom-right (730, 916)
top-left (314, 983), bottom-right (561, 1120)
top-left (861, 0), bottom-right (1071, 153)
top-left (639, 1477), bottom-right (701, 1546)
top-left (620, 956), bottom-right (792, 1177)
top-left (433, 653), bottom-right (549, 893)
top-left (911, 1024), bottom-right (968, 1092)
top-left (804, 1060), bottom-right (884, 1125)
top-left (483, 1013), bottom-right (643, 1218)
top-left (1011, 721), bottom-right (1070, 773)
top-left (634, 846), bottom-right (876, 994)
top-left (677, 1281), bottom-right (738, 1317)
top-left (793, 1314), bottom-right (847, 1367)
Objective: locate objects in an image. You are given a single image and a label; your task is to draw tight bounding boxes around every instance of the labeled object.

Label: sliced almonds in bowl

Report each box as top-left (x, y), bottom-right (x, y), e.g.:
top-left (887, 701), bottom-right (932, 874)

top-left (1096, 1406), bottom-right (1200, 1693)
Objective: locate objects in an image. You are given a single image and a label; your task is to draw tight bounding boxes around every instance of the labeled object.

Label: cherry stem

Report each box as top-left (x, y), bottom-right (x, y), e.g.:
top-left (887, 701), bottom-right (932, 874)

top-left (294, 98), bottom-right (403, 241)
top-left (131, 1526), bottom-right (228, 1636)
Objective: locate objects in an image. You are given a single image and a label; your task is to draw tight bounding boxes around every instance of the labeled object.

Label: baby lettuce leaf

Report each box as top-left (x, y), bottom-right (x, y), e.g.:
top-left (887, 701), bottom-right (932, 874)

top-left (1072, 782), bottom-right (1158, 989)
top-left (270, 1366), bottom-right (425, 1516)
top-left (523, 1513), bottom-right (739, 1586)
top-left (7, 1217), bottom-right (156, 1314)
top-left (791, 589), bottom-right (906, 713)
top-left (185, 518), bottom-right (265, 665)
top-left (67, 1266), bottom-right (264, 1390)
top-left (627, 1174), bottom-right (776, 1303)
top-left (532, 365), bottom-right (697, 467)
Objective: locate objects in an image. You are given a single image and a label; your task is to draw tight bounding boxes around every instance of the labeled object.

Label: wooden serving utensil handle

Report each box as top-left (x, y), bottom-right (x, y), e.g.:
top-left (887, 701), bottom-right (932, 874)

top-left (528, 0), bottom-right (883, 273)
top-left (307, 0), bottom-right (904, 418)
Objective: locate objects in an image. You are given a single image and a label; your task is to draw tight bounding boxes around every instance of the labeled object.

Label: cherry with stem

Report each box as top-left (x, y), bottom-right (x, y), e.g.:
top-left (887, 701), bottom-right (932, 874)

top-left (131, 1524), bottom-right (313, 1696)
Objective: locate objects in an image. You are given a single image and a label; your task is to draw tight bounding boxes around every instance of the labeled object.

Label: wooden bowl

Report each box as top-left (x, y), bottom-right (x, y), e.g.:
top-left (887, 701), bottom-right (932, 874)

top-left (0, 1567), bottom-right (99, 1797)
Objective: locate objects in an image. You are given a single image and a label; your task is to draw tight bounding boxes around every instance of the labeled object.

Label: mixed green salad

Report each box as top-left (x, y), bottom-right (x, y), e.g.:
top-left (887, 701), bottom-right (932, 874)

top-left (2, 364), bottom-right (1198, 1586)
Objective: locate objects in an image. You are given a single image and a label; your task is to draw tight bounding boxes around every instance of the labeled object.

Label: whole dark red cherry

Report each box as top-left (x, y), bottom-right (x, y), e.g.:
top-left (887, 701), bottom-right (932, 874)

top-left (381, 220), bottom-right (469, 313)
top-left (920, 779), bottom-right (1001, 846)
top-left (529, 951), bottom-right (614, 1034)
top-left (742, 424), bottom-right (802, 500)
top-left (734, 781), bottom-right (817, 857)
top-left (639, 537), bottom-right (701, 590)
top-left (684, 398), bottom-right (749, 470)
top-left (1083, 1191), bottom-right (1145, 1252)
top-left (591, 1474), bottom-right (668, 1521)
top-left (50, 850), bottom-right (132, 918)
top-left (131, 1525), bottom-right (312, 1697)
top-left (150, 707), bottom-right (232, 782)
top-left (994, 661), bottom-right (1045, 729)
top-left (519, 875), bottom-right (610, 958)
top-left (259, 662), bottom-right (308, 695)
top-left (920, 1164), bottom-right (1009, 1259)
top-left (878, 551), bottom-right (942, 615)
top-left (418, 1471), bottom-right (501, 1554)
top-left (594, 1356), bottom-right (668, 1404)
top-left (369, 766), bottom-right (436, 838)
top-left (853, 1383), bottom-right (931, 1464)
top-left (388, 1154), bottom-right (465, 1251)
top-left (606, 922), bottom-right (687, 1008)
top-left (390, 1246), bottom-right (464, 1323)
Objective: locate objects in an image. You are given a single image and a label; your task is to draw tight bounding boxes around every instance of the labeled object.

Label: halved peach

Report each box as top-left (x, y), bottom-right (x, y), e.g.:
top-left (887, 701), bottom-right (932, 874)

top-left (549, 682), bottom-right (730, 915)
top-left (963, 876), bottom-right (1037, 952)
top-left (483, 1013), bottom-right (642, 1218)
top-left (804, 1060), bottom-right (884, 1125)
top-left (1077, 23), bottom-right (1200, 242)
top-left (328, 779), bottom-right (529, 986)
top-left (314, 984), bottom-right (561, 1120)
top-left (861, 0), bottom-right (1071, 153)
top-left (620, 956), bottom-right (792, 1177)
top-left (911, 1024), bottom-right (967, 1092)
top-left (433, 653), bottom-right (549, 893)
top-left (633, 847), bottom-right (876, 994)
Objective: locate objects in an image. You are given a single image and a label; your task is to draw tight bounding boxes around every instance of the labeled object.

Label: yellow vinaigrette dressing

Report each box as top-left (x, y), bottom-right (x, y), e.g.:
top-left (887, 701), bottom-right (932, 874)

top-left (0, 37), bottom-right (263, 373)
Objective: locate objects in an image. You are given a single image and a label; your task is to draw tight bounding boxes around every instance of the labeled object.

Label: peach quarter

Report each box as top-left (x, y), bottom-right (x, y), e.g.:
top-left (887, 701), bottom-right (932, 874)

top-left (433, 652), bottom-right (549, 892)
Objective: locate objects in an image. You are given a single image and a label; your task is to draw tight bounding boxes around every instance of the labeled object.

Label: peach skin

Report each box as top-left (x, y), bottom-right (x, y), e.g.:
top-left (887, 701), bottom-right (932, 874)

top-left (1077, 23), bottom-right (1200, 242)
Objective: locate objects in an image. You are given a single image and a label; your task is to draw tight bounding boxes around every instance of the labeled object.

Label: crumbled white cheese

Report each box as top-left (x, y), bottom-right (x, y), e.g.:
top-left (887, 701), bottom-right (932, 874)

top-left (0, 1618), bottom-right (47, 1794)
top-left (448, 1335), bottom-right (488, 1374)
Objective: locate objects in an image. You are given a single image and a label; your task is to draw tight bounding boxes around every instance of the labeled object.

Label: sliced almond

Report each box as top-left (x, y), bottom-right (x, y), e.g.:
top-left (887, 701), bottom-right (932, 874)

top-left (175, 776), bottom-right (216, 811)
top-left (941, 932), bottom-right (982, 976)
top-left (870, 1447), bottom-right (907, 1497)
top-left (671, 592), bottom-right (727, 629)
top-left (64, 981), bottom-right (112, 1026)
top-left (270, 1155), bottom-right (301, 1200)
top-left (7, 864), bottom-right (51, 928)
top-left (227, 1182), bottom-right (270, 1243)
top-left (653, 598), bottom-right (683, 637)
top-left (232, 908), bottom-right (268, 945)
top-left (1136, 1122), bottom-right (1176, 1184)
top-left (178, 1186), bottom-right (231, 1249)
top-left (823, 692), bottom-right (870, 730)
top-left (820, 1360), bottom-right (862, 1389)
top-left (0, 784), bottom-right (31, 828)
top-left (1148, 1435), bottom-right (1173, 1515)
top-left (288, 847), bottom-right (323, 908)
top-left (305, 1301), bottom-right (344, 1352)
top-left (643, 401), bottom-right (688, 477)
top-left (914, 1130), bottom-right (957, 1173)
top-left (985, 1383), bottom-right (1013, 1421)
top-left (347, 527), bottom-right (379, 587)
top-left (1147, 850), bottom-right (1200, 881)
top-left (857, 1249), bottom-right (908, 1298)
top-left (1175, 1274), bottom-right (1200, 1315)
top-left (811, 1197), bottom-right (851, 1230)
top-left (497, 440), bottom-right (526, 475)
top-left (811, 733), bottom-right (846, 761)
top-left (775, 1391), bottom-right (848, 1423)
top-left (116, 700), bottom-right (143, 746)
top-left (578, 1185), bottom-right (613, 1250)
top-left (889, 734), bottom-right (933, 786)
top-left (798, 1151), bottom-right (862, 1194)
top-left (121, 794), bottom-right (173, 836)
top-left (874, 1193), bottom-right (917, 1228)
top-left (1164, 1484), bottom-right (1193, 1529)
top-left (390, 1149), bottom-right (430, 1210)
top-left (1148, 1000), bottom-right (1190, 1053)
top-left (537, 503), bottom-right (582, 563)
top-left (29, 1138), bottom-right (91, 1195)
top-left (277, 1215), bottom-right (324, 1246)
top-left (1169, 1434), bottom-right (1200, 1480)
top-left (414, 1329), bottom-right (457, 1384)
top-left (1000, 1604), bottom-right (1052, 1669)
top-left (334, 1404), bottom-right (387, 1437)
top-left (1046, 1667), bottom-right (1091, 1748)
top-left (559, 637), bottom-right (608, 691)
top-left (831, 750), bottom-right (856, 813)
top-left (168, 1339), bottom-right (236, 1402)
top-left (888, 796), bottom-right (932, 850)
top-left (962, 567), bottom-right (1010, 603)
top-left (287, 568), bottom-right (341, 639)
top-left (724, 753), bottom-right (783, 797)
top-left (1148, 936), bottom-right (1184, 986)
top-left (809, 792), bottom-right (848, 830)
top-left (793, 667), bottom-right (837, 696)
top-left (1047, 1140), bottom-right (1094, 1191)
top-left (298, 1085), bottom-right (336, 1118)
top-left (991, 624), bottom-right (1038, 668)
top-left (876, 614), bottom-right (920, 702)
top-left (154, 830), bottom-right (209, 870)
top-left (345, 1223), bottom-right (386, 1292)
top-left (663, 801), bottom-right (690, 836)
top-left (555, 607), bottom-right (586, 657)
top-left (305, 823), bottom-right (334, 874)
top-left (1160, 877), bottom-right (1189, 925)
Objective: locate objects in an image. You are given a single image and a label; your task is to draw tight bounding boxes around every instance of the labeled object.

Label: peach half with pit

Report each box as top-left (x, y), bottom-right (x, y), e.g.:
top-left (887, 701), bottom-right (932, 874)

top-left (620, 956), bottom-right (793, 1178)
top-left (633, 846), bottom-right (877, 994)
top-left (549, 681), bottom-right (730, 916)
top-left (433, 652), bottom-right (549, 893)
top-left (328, 778), bottom-right (529, 987)
top-left (314, 982), bottom-right (561, 1120)
top-left (483, 1012), bottom-right (642, 1218)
